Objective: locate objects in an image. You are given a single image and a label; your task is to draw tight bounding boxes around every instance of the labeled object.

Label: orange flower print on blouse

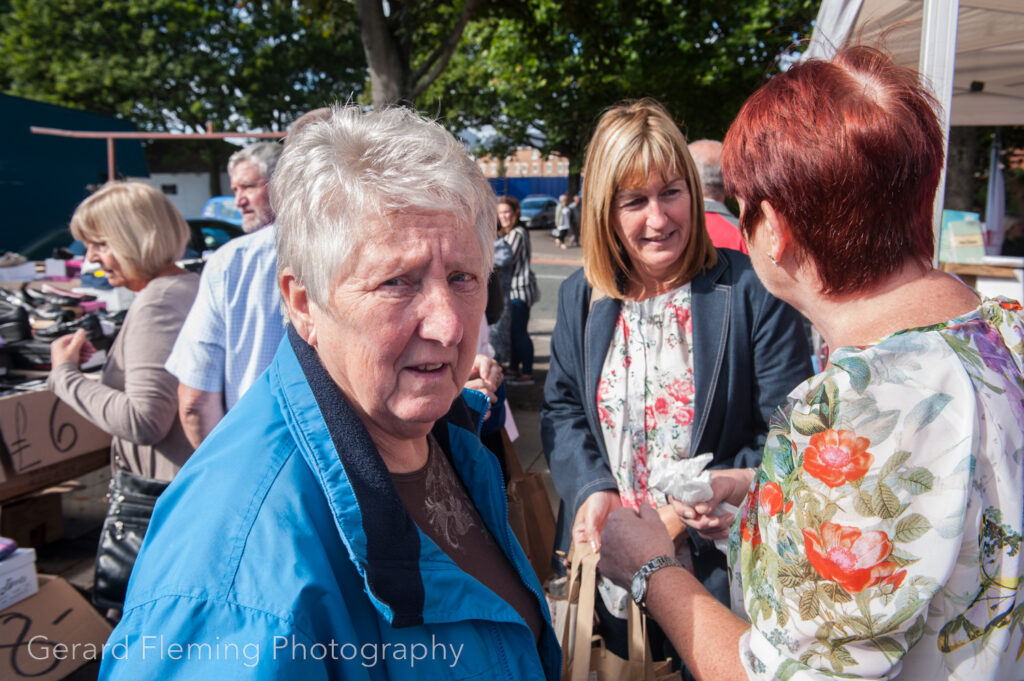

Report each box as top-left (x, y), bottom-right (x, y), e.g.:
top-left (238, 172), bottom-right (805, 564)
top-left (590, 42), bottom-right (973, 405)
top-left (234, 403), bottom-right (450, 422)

top-left (803, 522), bottom-right (906, 594)
top-left (803, 429), bottom-right (873, 488)
top-left (758, 481), bottom-right (792, 516)
top-left (740, 484), bottom-right (762, 548)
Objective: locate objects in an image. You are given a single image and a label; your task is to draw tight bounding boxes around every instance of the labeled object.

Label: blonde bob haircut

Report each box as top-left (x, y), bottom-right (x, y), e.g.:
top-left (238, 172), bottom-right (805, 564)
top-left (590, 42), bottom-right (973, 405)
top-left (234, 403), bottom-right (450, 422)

top-left (70, 181), bottom-right (189, 281)
top-left (581, 98), bottom-right (716, 299)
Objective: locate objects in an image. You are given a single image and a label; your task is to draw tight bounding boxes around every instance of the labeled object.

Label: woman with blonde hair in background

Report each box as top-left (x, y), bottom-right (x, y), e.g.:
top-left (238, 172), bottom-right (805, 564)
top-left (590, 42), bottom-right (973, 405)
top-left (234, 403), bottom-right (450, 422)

top-left (48, 181), bottom-right (199, 611)
top-left (50, 181), bottom-right (198, 482)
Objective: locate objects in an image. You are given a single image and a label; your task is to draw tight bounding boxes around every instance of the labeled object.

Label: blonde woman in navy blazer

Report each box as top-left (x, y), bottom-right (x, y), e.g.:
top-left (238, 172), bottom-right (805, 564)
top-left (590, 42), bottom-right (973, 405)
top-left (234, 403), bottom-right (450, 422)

top-left (541, 99), bottom-right (811, 660)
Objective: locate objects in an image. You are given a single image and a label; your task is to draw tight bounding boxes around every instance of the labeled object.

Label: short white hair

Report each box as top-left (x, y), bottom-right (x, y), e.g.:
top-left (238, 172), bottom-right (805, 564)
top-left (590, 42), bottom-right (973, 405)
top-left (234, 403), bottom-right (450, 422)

top-left (228, 142), bottom-right (282, 181)
top-left (272, 105), bottom-right (496, 311)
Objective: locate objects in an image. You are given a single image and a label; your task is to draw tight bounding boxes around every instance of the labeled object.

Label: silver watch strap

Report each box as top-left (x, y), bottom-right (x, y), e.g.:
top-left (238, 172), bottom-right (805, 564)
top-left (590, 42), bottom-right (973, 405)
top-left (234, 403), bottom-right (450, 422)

top-left (634, 554), bottom-right (682, 610)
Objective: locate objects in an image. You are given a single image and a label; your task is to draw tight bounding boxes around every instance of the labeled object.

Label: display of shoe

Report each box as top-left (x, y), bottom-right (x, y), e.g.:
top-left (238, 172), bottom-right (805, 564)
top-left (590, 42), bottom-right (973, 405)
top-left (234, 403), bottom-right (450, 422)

top-left (97, 308), bottom-right (127, 324)
top-left (24, 283), bottom-right (96, 306)
top-left (0, 286), bottom-right (32, 312)
top-left (33, 313), bottom-right (103, 342)
top-left (28, 305), bottom-right (75, 323)
top-left (0, 301), bottom-right (31, 343)
top-left (506, 374), bottom-right (535, 386)
top-left (4, 338), bottom-right (57, 371)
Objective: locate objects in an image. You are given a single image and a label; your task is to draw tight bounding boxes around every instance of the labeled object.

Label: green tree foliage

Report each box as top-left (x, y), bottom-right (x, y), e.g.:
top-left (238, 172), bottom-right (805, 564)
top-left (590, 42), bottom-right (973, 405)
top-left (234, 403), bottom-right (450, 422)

top-left (426, 0), bottom-right (817, 189)
top-left (305, 0), bottom-right (482, 108)
top-left (0, 0), bottom-right (365, 132)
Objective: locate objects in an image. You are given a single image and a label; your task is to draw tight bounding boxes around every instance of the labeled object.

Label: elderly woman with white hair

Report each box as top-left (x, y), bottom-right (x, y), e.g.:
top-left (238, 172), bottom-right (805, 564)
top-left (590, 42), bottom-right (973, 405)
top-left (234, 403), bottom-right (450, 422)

top-left (98, 107), bottom-right (559, 680)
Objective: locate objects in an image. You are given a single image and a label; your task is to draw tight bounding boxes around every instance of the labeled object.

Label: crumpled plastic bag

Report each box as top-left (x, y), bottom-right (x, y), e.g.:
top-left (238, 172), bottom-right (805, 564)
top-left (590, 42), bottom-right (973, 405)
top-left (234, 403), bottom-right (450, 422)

top-left (649, 453), bottom-right (738, 554)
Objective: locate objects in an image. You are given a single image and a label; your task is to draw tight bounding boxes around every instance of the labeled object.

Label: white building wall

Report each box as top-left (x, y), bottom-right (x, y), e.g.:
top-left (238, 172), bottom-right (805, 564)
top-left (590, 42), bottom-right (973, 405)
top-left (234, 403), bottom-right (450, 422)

top-left (132, 172), bottom-right (231, 218)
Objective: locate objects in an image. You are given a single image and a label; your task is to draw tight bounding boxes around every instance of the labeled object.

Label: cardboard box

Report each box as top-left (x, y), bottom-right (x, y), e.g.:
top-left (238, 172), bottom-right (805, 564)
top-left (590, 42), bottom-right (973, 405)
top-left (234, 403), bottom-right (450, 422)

top-left (940, 209), bottom-right (986, 264)
top-left (0, 385), bottom-right (112, 480)
top-left (1, 493), bottom-right (64, 548)
top-left (0, 547), bottom-right (38, 610)
top-left (0, 575), bottom-right (112, 681)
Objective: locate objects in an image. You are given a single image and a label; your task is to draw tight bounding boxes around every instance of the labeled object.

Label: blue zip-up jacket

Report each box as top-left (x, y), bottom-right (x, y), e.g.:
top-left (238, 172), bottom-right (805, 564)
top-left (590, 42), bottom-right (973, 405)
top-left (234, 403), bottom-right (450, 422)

top-left (99, 327), bottom-right (561, 680)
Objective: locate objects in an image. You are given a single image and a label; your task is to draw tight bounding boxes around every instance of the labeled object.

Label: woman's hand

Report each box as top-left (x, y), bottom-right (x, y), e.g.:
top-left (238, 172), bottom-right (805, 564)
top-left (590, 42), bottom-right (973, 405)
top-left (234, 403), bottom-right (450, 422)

top-left (670, 468), bottom-right (754, 540)
top-left (599, 504), bottom-right (674, 587)
top-left (464, 354), bottom-right (503, 418)
top-left (49, 328), bottom-right (96, 368)
top-left (572, 489), bottom-right (622, 551)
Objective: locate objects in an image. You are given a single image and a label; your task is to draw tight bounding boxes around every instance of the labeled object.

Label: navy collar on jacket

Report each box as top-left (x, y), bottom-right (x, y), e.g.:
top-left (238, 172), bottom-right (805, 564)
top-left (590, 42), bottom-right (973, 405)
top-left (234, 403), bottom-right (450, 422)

top-left (286, 324), bottom-right (477, 628)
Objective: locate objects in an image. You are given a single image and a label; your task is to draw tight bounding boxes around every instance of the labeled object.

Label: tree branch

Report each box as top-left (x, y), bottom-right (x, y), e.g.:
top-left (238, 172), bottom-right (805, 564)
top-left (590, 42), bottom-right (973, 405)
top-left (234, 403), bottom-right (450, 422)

top-left (355, 0), bottom-right (404, 106)
top-left (410, 0), bottom-right (482, 100)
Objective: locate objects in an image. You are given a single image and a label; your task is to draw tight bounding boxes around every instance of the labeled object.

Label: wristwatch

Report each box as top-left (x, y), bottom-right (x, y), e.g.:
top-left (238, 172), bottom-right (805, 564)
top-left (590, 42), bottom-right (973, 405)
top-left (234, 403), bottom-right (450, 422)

top-left (630, 555), bottom-right (682, 614)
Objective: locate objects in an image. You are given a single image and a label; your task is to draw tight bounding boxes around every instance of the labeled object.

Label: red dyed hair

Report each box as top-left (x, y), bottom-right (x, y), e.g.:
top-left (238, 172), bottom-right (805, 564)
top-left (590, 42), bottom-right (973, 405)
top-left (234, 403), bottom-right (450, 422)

top-left (722, 45), bottom-right (943, 295)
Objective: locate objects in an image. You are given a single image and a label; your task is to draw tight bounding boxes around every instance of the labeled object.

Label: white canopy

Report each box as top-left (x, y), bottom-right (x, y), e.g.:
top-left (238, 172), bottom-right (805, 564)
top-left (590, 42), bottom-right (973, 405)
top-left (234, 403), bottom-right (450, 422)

top-left (804, 0), bottom-right (1024, 126)
top-left (805, 0), bottom-right (1022, 251)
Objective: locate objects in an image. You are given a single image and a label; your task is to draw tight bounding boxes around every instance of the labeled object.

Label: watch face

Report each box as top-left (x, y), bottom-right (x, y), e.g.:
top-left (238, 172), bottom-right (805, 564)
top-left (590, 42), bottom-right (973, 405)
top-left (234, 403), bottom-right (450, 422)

top-left (631, 571), bottom-right (645, 605)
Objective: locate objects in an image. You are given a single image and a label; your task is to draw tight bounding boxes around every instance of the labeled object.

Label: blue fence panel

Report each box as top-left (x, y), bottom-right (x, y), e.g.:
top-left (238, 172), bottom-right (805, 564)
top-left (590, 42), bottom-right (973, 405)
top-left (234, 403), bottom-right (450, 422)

top-left (488, 177), bottom-right (568, 201)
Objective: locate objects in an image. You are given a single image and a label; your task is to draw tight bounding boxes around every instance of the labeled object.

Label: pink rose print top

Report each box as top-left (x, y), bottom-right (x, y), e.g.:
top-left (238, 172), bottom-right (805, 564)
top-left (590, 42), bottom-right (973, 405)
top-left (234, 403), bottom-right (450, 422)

top-left (597, 283), bottom-right (698, 617)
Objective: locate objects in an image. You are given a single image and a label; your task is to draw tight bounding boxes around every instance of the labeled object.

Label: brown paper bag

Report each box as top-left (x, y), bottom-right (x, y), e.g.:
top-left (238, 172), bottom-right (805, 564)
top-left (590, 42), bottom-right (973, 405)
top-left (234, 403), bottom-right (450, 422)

top-left (561, 542), bottom-right (682, 681)
top-left (501, 429), bottom-right (557, 584)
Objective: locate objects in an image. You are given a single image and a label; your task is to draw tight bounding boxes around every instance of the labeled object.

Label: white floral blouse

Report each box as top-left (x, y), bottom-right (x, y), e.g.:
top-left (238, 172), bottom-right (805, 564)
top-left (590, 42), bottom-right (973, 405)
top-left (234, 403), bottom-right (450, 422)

top-left (598, 283), bottom-right (699, 616)
top-left (731, 297), bottom-right (1024, 681)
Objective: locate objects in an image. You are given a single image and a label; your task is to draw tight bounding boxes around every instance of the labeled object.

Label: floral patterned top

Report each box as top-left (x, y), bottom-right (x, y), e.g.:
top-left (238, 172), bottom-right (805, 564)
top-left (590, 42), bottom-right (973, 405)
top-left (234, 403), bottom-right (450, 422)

top-left (730, 297), bottom-right (1024, 681)
top-left (598, 283), bottom-right (699, 616)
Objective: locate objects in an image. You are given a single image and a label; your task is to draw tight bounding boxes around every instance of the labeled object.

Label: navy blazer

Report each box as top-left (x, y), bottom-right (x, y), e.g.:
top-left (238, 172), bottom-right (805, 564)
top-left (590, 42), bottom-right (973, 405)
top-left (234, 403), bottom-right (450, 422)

top-left (541, 249), bottom-right (813, 569)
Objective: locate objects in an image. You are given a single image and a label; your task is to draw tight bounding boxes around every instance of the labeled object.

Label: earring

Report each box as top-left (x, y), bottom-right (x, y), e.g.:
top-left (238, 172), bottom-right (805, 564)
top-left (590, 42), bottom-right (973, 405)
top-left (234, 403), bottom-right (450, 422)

top-left (768, 254), bottom-right (778, 266)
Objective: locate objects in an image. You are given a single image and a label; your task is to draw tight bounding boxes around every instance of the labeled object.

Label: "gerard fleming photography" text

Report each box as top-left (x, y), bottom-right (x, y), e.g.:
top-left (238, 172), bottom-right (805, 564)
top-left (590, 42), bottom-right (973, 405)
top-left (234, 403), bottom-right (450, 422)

top-left (26, 634), bottom-right (466, 669)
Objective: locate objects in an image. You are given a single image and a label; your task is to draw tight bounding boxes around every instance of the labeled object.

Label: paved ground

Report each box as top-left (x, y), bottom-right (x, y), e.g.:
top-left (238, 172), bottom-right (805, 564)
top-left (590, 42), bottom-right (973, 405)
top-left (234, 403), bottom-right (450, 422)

top-left (32, 227), bottom-right (582, 599)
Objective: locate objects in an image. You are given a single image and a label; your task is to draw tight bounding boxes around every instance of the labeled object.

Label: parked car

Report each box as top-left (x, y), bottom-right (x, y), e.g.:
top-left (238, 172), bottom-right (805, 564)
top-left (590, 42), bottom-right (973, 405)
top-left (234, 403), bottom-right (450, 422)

top-left (201, 195), bottom-right (243, 226)
top-left (185, 218), bottom-right (245, 256)
top-left (59, 218), bottom-right (243, 265)
top-left (519, 195), bottom-right (558, 230)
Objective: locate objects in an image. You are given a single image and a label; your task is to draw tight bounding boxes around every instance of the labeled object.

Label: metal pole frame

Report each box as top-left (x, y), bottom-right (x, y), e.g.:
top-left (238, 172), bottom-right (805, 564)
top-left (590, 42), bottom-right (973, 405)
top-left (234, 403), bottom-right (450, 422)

top-left (920, 0), bottom-right (960, 266)
top-left (31, 126), bottom-right (287, 183)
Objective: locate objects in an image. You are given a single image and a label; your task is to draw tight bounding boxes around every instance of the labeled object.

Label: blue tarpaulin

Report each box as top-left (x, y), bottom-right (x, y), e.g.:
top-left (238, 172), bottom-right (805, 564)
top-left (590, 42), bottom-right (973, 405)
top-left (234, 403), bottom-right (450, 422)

top-left (1, 94), bottom-right (149, 259)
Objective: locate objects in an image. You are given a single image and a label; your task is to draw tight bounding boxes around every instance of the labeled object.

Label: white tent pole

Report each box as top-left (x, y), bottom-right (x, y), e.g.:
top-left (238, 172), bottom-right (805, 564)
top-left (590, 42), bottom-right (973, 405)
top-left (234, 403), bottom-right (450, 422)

top-left (985, 132), bottom-right (1006, 254)
top-left (920, 0), bottom-right (960, 265)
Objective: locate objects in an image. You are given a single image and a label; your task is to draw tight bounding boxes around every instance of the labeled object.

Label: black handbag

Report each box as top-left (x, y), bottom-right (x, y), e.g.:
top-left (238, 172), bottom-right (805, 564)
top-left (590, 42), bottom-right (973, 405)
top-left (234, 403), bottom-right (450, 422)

top-left (93, 467), bottom-right (169, 610)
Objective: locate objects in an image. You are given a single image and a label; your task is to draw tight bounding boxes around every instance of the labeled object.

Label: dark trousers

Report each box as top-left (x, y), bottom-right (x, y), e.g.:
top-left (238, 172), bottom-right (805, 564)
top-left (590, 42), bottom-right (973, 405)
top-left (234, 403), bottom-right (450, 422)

top-left (509, 298), bottom-right (534, 376)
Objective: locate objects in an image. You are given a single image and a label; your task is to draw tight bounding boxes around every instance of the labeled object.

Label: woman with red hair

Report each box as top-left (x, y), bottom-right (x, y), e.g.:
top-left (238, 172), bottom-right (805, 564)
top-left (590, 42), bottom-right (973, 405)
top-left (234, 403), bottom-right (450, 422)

top-left (599, 46), bottom-right (1024, 681)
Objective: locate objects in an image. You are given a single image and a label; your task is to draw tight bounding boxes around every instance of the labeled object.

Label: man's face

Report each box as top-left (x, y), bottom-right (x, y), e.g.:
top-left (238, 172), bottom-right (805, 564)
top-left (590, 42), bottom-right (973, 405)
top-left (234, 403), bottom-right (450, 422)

top-left (230, 160), bottom-right (274, 232)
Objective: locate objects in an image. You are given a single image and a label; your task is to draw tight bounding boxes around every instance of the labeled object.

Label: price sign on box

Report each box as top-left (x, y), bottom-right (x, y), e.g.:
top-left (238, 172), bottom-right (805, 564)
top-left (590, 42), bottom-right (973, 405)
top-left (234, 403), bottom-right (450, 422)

top-left (0, 388), bottom-right (111, 479)
top-left (0, 575), bottom-right (112, 681)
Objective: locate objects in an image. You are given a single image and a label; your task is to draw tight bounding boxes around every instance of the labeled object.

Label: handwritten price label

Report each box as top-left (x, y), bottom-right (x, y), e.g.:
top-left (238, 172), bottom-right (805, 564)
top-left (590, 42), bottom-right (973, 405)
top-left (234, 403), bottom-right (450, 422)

top-left (0, 390), bottom-right (111, 474)
top-left (0, 577), bottom-right (112, 681)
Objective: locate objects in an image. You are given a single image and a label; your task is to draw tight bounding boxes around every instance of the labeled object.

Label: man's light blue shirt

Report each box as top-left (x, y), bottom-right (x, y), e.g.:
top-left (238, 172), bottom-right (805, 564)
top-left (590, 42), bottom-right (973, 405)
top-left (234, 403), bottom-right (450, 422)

top-left (166, 224), bottom-right (284, 409)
